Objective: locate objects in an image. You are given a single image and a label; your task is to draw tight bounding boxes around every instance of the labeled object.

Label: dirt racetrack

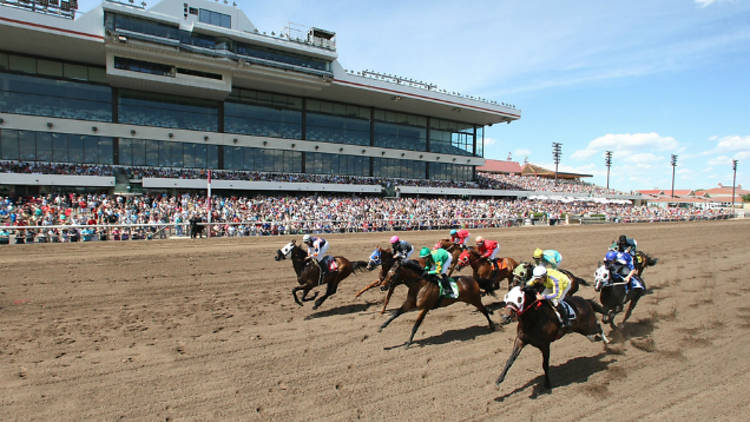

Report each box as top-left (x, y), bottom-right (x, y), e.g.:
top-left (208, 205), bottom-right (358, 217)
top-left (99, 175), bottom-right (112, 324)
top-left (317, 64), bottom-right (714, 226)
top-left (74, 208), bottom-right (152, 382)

top-left (2, 219), bottom-right (750, 421)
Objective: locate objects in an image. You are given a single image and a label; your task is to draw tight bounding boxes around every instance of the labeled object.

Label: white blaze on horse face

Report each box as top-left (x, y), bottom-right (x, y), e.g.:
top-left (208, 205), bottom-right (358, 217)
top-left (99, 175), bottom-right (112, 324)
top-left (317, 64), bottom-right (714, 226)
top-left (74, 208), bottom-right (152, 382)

top-left (504, 286), bottom-right (525, 312)
top-left (594, 264), bottom-right (610, 290)
top-left (280, 241), bottom-right (295, 257)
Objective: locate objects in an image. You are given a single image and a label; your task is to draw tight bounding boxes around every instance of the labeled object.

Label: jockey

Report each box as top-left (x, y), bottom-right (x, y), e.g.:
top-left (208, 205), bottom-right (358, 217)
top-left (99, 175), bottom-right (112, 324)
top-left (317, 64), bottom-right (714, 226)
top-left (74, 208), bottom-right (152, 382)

top-left (605, 249), bottom-right (645, 292)
top-left (420, 246), bottom-right (452, 293)
top-left (526, 265), bottom-right (572, 327)
top-left (449, 228), bottom-right (470, 249)
top-left (390, 235), bottom-right (414, 261)
top-left (611, 234), bottom-right (637, 254)
top-left (475, 236), bottom-right (500, 264)
top-left (533, 248), bottom-right (563, 269)
top-left (303, 234), bottom-right (332, 275)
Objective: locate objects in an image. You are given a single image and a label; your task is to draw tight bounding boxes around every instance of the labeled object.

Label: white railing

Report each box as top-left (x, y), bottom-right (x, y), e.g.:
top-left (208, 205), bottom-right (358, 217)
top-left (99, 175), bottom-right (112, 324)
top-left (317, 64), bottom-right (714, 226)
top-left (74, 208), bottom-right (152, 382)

top-left (0, 213), bottom-right (737, 245)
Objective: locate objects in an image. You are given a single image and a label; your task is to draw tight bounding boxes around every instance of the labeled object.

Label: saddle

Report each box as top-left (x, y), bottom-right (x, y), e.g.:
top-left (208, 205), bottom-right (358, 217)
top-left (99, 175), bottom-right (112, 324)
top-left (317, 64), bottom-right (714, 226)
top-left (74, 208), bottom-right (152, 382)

top-left (323, 256), bottom-right (339, 272)
top-left (438, 278), bottom-right (459, 299)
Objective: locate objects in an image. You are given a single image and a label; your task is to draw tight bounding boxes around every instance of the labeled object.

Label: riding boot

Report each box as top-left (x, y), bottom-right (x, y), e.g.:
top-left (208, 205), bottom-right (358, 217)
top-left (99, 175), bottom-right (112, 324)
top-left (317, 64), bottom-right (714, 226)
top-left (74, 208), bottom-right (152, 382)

top-left (440, 274), bottom-right (452, 295)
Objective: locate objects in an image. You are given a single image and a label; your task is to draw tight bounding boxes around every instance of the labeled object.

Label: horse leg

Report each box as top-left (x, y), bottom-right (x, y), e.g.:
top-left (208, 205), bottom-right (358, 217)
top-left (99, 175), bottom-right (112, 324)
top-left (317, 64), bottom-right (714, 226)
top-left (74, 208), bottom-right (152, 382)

top-left (496, 336), bottom-right (525, 388)
top-left (313, 279), bottom-right (339, 310)
top-left (300, 286), bottom-right (318, 302)
top-left (587, 323), bottom-right (610, 344)
top-left (292, 286), bottom-right (304, 306)
top-left (354, 279), bottom-right (382, 298)
top-left (541, 343), bottom-right (552, 390)
top-left (467, 291), bottom-right (495, 330)
top-left (622, 290), bottom-right (644, 324)
top-left (380, 291), bottom-right (416, 332)
top-left (381, 283), bottom-right (396, 315)
top-left (406, 307), bottom-right (431, 348)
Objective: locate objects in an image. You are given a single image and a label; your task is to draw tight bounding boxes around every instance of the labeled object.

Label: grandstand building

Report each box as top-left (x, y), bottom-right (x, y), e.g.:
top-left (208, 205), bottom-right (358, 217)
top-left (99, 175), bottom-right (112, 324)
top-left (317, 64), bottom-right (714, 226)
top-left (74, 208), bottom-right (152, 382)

top-left (0, 0), bottom-right (521, 194)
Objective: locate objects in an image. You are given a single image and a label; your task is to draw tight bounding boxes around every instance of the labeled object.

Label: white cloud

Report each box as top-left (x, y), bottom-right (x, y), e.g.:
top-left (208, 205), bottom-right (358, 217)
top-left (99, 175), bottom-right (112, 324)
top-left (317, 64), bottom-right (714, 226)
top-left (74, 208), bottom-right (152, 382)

top-left (715, 135), bottom-right (750, 151)
top-left (708, 155), bottom-right (733, 166)
top-left (571, 132), bottom-right (679, 160)
top-left (484, 137), bottom-right (497, 146)
top-left (695, 0), bottom-right (733, 8)
top-left (514, 148), bottom-right (532, 157)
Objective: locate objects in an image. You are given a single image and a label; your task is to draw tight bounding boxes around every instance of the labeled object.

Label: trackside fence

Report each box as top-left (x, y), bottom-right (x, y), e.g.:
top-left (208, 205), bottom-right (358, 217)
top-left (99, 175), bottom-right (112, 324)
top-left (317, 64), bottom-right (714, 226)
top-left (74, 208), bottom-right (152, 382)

top-left (0, 214), bottom-right (737, 245)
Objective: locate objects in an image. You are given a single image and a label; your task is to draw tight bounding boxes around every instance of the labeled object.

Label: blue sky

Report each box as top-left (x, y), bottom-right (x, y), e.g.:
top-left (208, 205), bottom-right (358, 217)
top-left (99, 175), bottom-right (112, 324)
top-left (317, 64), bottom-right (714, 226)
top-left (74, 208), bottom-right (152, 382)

top-left (79, 0), bottom-right (750, 192)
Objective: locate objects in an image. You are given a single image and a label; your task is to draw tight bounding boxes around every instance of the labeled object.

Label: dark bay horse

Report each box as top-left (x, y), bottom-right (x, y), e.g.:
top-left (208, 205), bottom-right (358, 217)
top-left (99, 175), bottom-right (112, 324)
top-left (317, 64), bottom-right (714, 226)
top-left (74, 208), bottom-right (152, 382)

top-left (455, 247), bottom-right (519, 294)
top-left (633, 250), bottom-right (658, 277)
top-left (378, 259), bottom-right (495, 347)
top-left (511, 262), bottom-right (589, 296)
top-left (354, 247), bottom-right (426, 315)
top-left (593, 263), bottom-right (645, 328)
top-left (496, 285), bottom-right (609, 390)
top-left (275, 240), bottom-right (368, 310)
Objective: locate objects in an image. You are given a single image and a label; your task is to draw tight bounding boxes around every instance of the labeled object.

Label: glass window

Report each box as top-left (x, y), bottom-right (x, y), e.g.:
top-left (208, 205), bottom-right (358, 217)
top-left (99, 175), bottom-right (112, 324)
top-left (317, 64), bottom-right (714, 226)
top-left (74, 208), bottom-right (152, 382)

top-left (88, 67), bottom-right (107, 84)
top-left (109, 13), bottom-right (181, 40)
top-left (429, 163), bottom-right (473, 181)
top-left (207, 145), bottom-right (219, 169)
top-left (63, 63), bottom-right (88, 81)
top-left (476, 126), bottom-right (484, 157)
top-left (145, 140), bottom-right (159, 166)
top-left (305, 152), bottom-right (369, 176)
top-left (8, 55), bottom-right (35, 73)
top-left (374, 121), bottom-right (426, 152)
top-left (0, 52), bottom-right (8, 71)
top-left (37, 59), bottom-right (63, 77)
top-left (0, 72), bottom-right (112, 121)
top-left (68, 135), bottom-right (84, 163)
top-left (225, 101), bottom-right (301, 139)
top-left (0, 129), bottom-right (19, 160)
top-left (98, 137), bottom-right (113, 165)
top-left (19, 131), bottom-right (36, 161)
top-left (37, 132), bottom-right (53, 162)
top-left (194, 143), bottom-right (207, 168)
top-left (235, 42), bottom-right (330, 72)
top-left (430, 118), bottom-right (474, 156)
top-left (118, 138), bottom-right (132, 166)
top-left (52, 133), bottom-right (68, 162)
top-left (119, 90), bottom-right (218, 131)
top-left (199, 9), bottom-right (231, 29)
top-left (373, 158), bottom-right (425, 179)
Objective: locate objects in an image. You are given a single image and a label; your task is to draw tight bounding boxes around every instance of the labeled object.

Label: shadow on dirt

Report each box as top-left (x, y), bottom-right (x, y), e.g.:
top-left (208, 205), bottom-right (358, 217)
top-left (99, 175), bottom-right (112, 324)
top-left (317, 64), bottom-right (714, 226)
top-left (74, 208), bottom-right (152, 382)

top-left (608, 317), bottom-right (657, 344)
top-left (383, 324), bottom-right (497, 350)
top-left (305, 303), bottom-right (375, 320)
top-left (494, 352), bottom-right (615, 401)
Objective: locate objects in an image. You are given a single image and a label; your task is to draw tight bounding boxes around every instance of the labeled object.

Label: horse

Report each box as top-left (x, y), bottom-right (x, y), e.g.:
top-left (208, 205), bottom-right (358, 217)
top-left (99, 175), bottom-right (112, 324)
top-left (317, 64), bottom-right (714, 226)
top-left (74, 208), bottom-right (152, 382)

top-left (633, 250), bottom-right (658, 277)
top-left (275, 240), bottom-right (368, 310)
top-left (593, 263), bottom-right (645, 328)
top-left (455, 247), bottom-right (519, 295)
top-left (377, 259), bottom-right (495, 347)
top-left (495, 285), bottom-right (609, 390)
top-left (511, 262), bottom-right (589, 296)
top-left (354, 247), bottom-right (427, 315)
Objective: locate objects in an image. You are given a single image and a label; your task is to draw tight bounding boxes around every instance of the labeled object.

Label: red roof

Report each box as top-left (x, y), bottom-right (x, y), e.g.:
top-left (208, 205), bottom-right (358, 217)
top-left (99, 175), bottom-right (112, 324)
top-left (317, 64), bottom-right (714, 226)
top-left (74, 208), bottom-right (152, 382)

top-left (477, 159), bottom-right (522, 174)
top-left (637, 189), bottom-right (694, 196)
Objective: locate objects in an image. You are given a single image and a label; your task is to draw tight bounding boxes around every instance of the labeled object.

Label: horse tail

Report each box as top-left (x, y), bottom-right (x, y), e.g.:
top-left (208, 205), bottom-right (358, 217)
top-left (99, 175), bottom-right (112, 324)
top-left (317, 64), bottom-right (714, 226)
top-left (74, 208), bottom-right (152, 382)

top-left (587, 299), bottom-right (607, 315)
top-left (350, 261), bottom-right (369, 274)
top-left (646, 255), bottom-right (658, 267)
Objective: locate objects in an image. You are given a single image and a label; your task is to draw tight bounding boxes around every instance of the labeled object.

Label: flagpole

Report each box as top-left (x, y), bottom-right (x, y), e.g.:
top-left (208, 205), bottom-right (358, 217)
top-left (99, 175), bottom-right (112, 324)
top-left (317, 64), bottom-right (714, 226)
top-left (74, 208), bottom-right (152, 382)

top-left (207, 169), bottom-right (212, 238)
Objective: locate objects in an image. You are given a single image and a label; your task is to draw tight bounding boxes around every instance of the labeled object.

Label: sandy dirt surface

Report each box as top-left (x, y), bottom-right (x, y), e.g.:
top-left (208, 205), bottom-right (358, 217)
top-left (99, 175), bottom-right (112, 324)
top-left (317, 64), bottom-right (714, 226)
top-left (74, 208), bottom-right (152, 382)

top-left (2, 220), bottom-right (750, 421)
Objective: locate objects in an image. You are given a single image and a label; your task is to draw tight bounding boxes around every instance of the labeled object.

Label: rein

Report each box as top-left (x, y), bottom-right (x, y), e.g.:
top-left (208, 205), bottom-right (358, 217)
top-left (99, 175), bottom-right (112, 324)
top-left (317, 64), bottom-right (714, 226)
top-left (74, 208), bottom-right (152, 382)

top-left (517, 297), bottom-right (541, 316)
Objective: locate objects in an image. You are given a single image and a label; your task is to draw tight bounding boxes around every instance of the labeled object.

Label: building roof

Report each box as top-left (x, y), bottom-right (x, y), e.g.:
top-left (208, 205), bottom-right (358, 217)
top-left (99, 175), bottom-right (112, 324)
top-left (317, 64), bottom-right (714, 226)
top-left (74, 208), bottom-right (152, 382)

top-left (520, 163), bottom-right (593, 179)
top-left (637, 189), bottom-right (695, 196)
top-left (476, 159), bottom-right (522, 174)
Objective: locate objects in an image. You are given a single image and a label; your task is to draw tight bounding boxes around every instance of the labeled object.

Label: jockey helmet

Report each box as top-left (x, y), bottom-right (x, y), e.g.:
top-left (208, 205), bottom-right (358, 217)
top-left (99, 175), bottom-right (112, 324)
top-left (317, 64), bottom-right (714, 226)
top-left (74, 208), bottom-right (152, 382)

top-left (605, 250), bottom-right (618, 262)
top-left (532, 265), bottom-right (547, 280)
top-left (533, 248), bottom-right (543, 259)
top-left (450, 229), bottom-right (457, 236)
top-left (302, 234), bottom-right (311, 244)
top-left (390, 235), bottom-right (399, 244)
top-left (419, 247), bottom-right (432, 258)
top-left (476, 236), bottom-right (484, 244)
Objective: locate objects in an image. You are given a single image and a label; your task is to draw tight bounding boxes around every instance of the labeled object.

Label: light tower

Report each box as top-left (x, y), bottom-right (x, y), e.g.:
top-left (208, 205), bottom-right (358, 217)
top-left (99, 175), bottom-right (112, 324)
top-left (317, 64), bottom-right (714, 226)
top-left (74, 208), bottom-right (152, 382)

top-left (552, 142), bottom-right (562, 185)
top-left (732, 159), bottom-right (738, 214)
top-left (670, 154), bottom-right (678, 198)
top-left (605, 151), bottom-right (613, 190)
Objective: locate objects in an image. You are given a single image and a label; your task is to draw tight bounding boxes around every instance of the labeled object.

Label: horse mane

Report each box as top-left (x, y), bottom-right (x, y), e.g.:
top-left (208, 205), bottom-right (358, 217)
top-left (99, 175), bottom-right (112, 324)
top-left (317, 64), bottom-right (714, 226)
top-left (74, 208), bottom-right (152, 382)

top-left (402, 259), bottom-right (424, 274)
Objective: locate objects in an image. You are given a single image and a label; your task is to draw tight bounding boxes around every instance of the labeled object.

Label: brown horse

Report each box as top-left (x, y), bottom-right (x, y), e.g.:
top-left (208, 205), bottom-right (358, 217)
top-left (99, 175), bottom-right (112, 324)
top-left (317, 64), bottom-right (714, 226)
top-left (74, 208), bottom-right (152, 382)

top-left (496, 285), bottom-right (609, 390)
top-left (455, 247), bottom-right (519, 294)
top-left (275, 240), bottom-right (368, 310)
top-left (354, 247), bottom-right (426, 315)
top-left (377, 259), bottom-right (495, 347)
top-left (511, 262), bottom-right (589, 296)
top-left (633, 250), bottom-right (658, 277)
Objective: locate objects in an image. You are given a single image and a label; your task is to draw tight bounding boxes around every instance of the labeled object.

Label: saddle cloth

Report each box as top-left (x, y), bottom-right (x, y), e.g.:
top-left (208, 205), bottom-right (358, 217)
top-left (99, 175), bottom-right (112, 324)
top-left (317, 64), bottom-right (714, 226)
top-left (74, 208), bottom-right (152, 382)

top-left (561, 300), bottom-right (576, 321)
top-left (323, 256), bottom-right (338, 272)
top-left (439, 279), bottom-right (459, 299)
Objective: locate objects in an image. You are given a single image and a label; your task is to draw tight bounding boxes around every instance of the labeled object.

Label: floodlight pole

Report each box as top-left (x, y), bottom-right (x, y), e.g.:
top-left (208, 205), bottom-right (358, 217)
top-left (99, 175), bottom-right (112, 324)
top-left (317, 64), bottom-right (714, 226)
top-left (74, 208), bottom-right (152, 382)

top-left (670, 154), bottom-right (678, 199)
top-left (732, 160), bottom-right (738, 214)
top-left (605, 151), bottom-right (613, 190)
top-left (552, 142), bottom-right (562, 185)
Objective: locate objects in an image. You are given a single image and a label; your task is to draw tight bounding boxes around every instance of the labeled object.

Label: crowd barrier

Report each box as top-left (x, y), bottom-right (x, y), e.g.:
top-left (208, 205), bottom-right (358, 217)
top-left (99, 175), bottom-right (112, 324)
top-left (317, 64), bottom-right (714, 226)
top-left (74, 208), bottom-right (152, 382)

top-left (0, 214), bottom-right (737, 245)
